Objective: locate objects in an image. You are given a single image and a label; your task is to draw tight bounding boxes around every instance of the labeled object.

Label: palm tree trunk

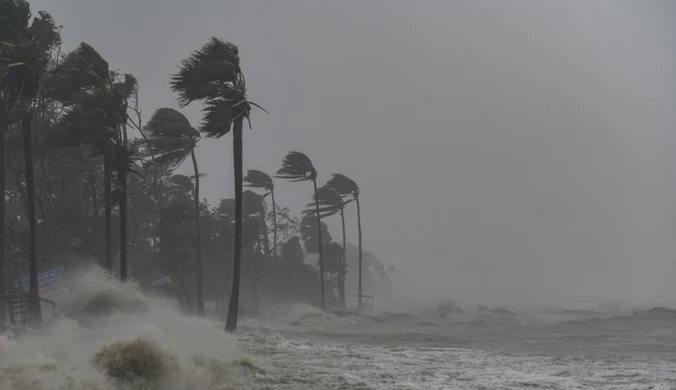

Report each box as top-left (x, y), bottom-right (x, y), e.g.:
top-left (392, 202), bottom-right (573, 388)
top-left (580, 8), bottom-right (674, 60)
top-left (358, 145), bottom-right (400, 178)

top-left (270, 189), bottom-right (277, 260)
top-left (313, 179), bottom-right (325, 311)
top-left (339, 207), bottom-right (347, 309)
top-left (22, 113), bottom-right (41, 323)
top-left (356, 196), bottom-right (363, 309)
top-left (190, 148), bottom-right (204, 316)
top-left (226, 117), bottom-right (244, 332)
top-left (0, 122), bottom-right (6, 321)
top-left (103, 153), bottom-right (112, 272)
top-left (119, 168), bottom-right (127, 281)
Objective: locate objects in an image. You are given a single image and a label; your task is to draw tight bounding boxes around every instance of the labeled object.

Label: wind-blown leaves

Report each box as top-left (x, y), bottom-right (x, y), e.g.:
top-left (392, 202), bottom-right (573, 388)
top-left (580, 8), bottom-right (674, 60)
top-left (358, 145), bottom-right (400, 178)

top-left (325, 173), bottom-right (359, 198)
top-left (48, 87), bottom-right (122, 152)
top-left (44, 42), bottom-right (109, 104)
top-left (303, 186), bottom-right (351, 219)
top-left (244, 169), bottom-right (274, 194)
top-left (0, 0), bottom-right (30, 45)
top-left (171, 39), bottom-right (255, 139)
top-left (170, 37), bottom-right (240, 106)
top-left (143, 108), bottom-right (200, 171)
top-left (276, 151), bottom-right (316, 182)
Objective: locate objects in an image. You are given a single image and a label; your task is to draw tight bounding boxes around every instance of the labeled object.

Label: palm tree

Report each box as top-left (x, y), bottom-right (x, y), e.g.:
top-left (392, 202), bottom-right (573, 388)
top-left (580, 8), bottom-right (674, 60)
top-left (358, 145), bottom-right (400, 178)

top-left (0, 0), bottom-right (32, 310)
top-left (244, 169), bottom-right (276, 260)
top-left (2, 4), bottom-right (60, 321)
top-left (143, 107), bottom-right (205, 315)
top-left (276, 151), bottom-right (326, 310)
top-left (304, 186), bottom-right (352, 308)
top-left (53, 66), bottom-right (137, 281)
top-left (45, 42), bottom-right (112, 271)
top-left (325, 174), bottom-right (363, 308)
top-left (171, 37), bottom-right (263, 332)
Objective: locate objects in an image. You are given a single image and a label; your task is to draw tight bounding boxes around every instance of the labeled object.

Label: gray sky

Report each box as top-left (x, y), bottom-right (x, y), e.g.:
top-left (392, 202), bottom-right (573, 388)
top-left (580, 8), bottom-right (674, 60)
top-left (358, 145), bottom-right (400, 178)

top-left (34, 0), bottom-right (676, 307)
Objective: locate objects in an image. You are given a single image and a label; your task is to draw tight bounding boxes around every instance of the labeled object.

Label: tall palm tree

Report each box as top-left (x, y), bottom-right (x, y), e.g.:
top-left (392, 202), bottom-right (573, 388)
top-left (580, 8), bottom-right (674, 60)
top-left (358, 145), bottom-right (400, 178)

top-left (2, 4), bottom-right (60, 321)
top-left (244, 169), bottom-right (276, 260)
top-left (304, 186), bottom-right (352, 308)
top-left (171, 37), bottom-right (263, 332)
top-left (325, 174), bottom-right (363, 307)
top-left (54, 68), bottom-right (137, 281)
top-left (0, 0), bottom-right (32, 310)
top-left (45, 42), bottom-right (112, 271)
top-left (276, 151), bottom-right (326, 310)
top-left (143, 107), bottom-right (205, 315)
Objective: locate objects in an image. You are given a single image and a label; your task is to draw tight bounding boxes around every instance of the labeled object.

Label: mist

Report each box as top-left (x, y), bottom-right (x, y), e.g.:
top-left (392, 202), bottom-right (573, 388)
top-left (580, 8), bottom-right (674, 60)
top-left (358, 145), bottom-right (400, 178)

top-left (31, 0), bottom-right (676, 308)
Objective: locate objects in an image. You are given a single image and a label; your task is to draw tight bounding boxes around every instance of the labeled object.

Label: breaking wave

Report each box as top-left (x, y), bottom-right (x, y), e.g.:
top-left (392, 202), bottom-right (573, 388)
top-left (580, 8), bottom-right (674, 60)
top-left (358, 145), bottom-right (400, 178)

top-left (0, 266), bottom-right (262, 390)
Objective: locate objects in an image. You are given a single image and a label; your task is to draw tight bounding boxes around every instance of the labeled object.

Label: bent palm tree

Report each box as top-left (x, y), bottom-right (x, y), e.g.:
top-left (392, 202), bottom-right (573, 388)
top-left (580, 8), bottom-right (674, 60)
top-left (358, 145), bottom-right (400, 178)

top-left (276, 151), bottom-right (326, 310)
top-left (244, 169), bottom-right (276, 259)
top-left (0, 0), bottom-right (32, 313)
top-left (54, 70), bottom-right (138, 281)
top-left (3, 5), bottom-right (60, 321)
top-left (171, 38), bottom-right (264, 332)
top-left (46, 42), bottom-right (116, 273)
top-left (325, 174), bottom-right (363, 308)
top-left (144, 107), bottom-right (205, 315)
top-left (304, 186), bottom-right (352, 308)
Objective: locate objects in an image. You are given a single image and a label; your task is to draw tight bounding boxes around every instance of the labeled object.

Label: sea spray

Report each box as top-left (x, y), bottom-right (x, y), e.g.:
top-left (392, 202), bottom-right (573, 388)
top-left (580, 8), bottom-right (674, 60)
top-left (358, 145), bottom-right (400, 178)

top-left (0, 266), bottom-right (261, 389)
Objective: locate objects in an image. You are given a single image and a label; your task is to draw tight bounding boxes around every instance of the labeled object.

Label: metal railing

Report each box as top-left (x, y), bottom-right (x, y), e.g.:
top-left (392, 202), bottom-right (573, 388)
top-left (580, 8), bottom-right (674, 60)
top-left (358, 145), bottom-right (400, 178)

top-left (1, 293), bottom-right (57, 331)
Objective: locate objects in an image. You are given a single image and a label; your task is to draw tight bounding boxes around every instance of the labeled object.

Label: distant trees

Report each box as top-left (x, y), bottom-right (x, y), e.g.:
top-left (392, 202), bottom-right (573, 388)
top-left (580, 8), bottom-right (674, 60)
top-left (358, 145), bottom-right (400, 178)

top-left (277, 151), bottom-right (326, 310)
top-left (326, 174), bottom-right (363, 307)
top-left (305, 187), bottom-right (351, 308)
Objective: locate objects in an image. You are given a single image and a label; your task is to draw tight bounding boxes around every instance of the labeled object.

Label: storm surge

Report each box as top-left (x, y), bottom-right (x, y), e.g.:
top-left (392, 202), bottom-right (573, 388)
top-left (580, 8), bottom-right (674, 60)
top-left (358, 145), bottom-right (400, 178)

top-left (0, 267), bottom-right (262, 390)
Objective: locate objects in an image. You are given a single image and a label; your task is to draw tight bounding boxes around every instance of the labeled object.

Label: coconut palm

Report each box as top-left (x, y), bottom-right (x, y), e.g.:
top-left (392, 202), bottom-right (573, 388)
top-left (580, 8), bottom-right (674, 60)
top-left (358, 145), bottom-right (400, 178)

top-left (46, 42), bottom-right (114, 272)
top-left (325, 174), bottom-right (363, 308)
top-left (143, 107), bottom-right (205, 315)
top-left (244, 169), bottom-right (276, 260)
top-left (53, 67), bottom-right (138, 281)
top-left (304, 186), bottom-right (352, 308)
top-left (171, 37), bottom-right (264, 332)
top-left (2, 4), bottom-right (60, 320)
top-left (276, 151), bottom-right (326, 310)
top-left (0, 0), bottom-right (32, 311)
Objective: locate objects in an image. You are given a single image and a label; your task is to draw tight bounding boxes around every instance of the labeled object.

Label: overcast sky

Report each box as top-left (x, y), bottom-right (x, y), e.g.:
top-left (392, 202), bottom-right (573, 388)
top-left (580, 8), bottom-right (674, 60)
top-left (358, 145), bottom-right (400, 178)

top-left (32, 0), bottom-right (676, 307)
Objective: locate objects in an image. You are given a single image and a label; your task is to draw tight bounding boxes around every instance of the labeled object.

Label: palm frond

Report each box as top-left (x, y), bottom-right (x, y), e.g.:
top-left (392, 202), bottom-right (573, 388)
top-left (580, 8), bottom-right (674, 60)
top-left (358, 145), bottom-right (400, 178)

top-left (244, 169), bottom-right (273, 191)
top-left (145, 108), bottom-right (200, 140)
top-left (44, 42), bottom-right (110, 104)
top-left (275, 151), bottom-right (316, 182)
top-left (170, 37), bottom-right (240, 107)
top-left (142, 108), bottom-right (199, 171)
top-left (0, 0), bottom-right (31, 43)
top-left (325, 173), bottom-right (359, 198)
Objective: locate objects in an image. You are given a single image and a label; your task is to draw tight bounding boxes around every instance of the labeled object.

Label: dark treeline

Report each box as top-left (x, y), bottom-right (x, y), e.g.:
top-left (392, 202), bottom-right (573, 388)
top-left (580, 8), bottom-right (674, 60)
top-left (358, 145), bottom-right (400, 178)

top-left (0, 1), bottom-right (396, 331)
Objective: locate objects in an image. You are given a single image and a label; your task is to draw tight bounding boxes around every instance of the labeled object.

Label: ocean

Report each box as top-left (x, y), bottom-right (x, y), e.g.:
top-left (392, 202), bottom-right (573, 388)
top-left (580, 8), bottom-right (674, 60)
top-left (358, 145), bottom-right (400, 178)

top-left (1, 268), bottom-right (674, 389)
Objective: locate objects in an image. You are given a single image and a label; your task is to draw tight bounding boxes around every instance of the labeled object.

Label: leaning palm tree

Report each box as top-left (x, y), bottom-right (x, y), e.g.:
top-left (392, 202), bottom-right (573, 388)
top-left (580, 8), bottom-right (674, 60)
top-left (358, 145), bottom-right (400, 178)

top-left (325, 174), bottom-right (363, 308)
top-left (143, 107), bottom-right (205, 316)
top-left (304, 186), bottom-right (352, 308)
top-left (244, 169), bottom-right (277, 259)
top-left (276, 151), bottom-right (326, 310)
top-left (54, 70), bottom-right (138, 281)
top-left (0, 0), bottom-right (32, 312)
top-left (46, 42), bottom-right (113, 271)
top-left (2, 4), bottom-right (60, 321)
top-left (171, 37), bottom-right (264, 332)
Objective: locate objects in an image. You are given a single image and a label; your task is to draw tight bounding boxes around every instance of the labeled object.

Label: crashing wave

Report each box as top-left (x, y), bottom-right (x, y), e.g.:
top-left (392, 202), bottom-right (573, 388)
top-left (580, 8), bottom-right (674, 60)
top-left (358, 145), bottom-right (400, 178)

top-left (0, 265), bottom-right (261, 389)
